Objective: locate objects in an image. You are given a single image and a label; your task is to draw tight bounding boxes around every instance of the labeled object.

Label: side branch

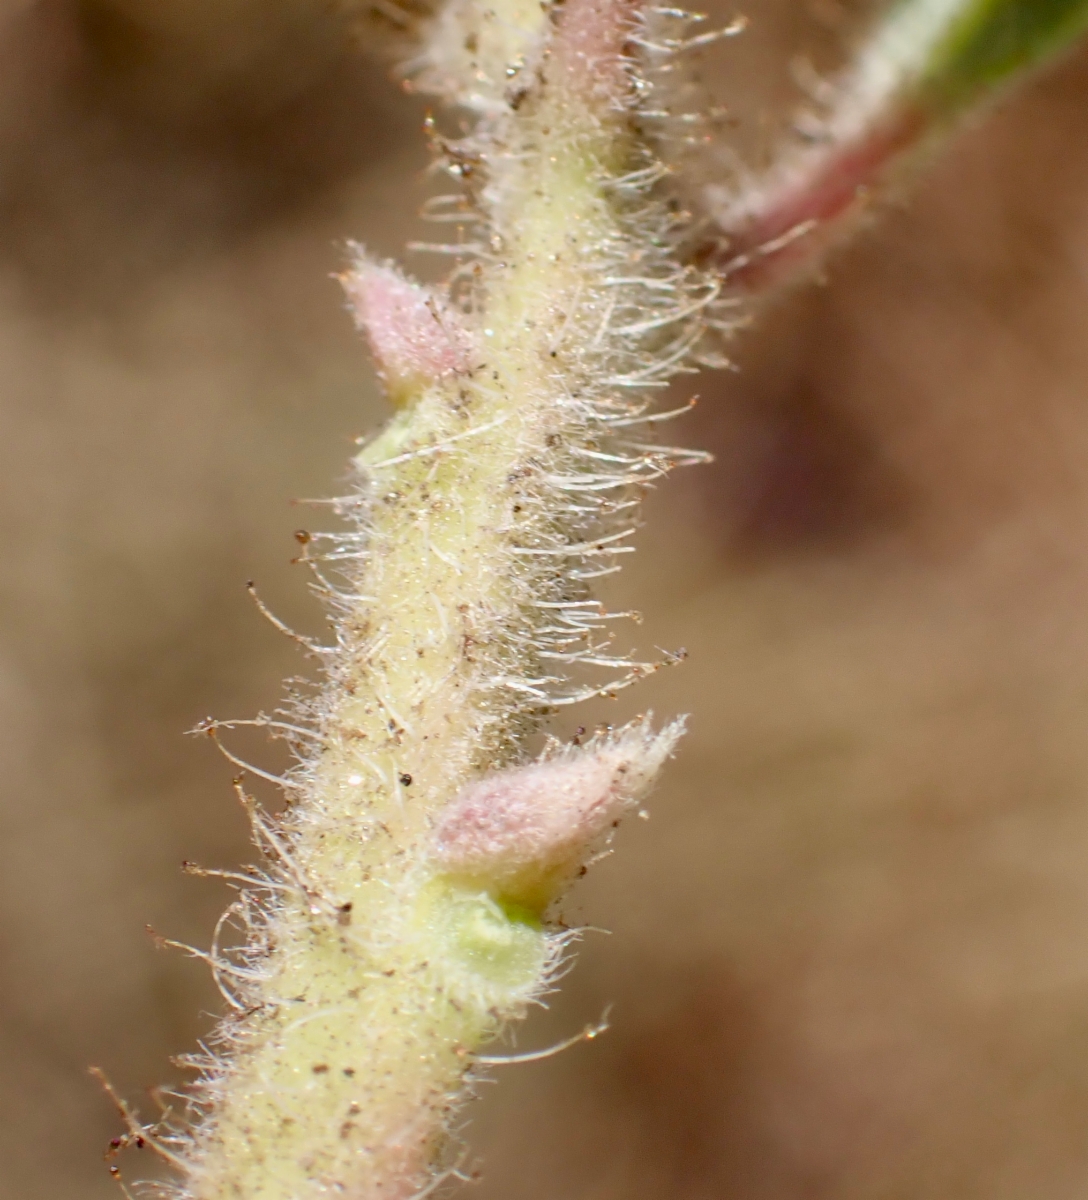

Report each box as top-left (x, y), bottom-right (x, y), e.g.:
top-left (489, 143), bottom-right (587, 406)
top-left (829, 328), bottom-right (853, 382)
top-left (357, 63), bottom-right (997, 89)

top-left (700, 0), bottom-right (1088, 294)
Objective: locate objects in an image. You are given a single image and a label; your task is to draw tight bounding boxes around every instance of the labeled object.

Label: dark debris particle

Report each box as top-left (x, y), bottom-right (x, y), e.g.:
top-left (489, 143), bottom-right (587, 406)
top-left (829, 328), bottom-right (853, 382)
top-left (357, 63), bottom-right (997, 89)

top-left (313, 1063), bottom-right (330, 1074)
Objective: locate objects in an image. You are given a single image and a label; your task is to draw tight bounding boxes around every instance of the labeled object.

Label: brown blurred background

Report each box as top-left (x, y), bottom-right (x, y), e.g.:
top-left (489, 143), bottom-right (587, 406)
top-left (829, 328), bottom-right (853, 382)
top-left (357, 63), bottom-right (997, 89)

top-left (2, 1), bottom-right (1088, 1197)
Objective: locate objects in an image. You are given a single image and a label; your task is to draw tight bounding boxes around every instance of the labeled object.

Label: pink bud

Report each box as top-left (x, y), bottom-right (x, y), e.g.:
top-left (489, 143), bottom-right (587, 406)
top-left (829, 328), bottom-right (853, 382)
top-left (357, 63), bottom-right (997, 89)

top-left (340, 253), bottom-right (470, 404)
top-left (433, 718), bottom-right (683, 904)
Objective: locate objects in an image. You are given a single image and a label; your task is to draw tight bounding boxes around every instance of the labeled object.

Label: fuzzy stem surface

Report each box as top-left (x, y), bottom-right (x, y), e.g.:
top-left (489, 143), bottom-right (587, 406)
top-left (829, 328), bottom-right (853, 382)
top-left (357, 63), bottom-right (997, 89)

top-left (138, 1), bottom-right (714, 1197)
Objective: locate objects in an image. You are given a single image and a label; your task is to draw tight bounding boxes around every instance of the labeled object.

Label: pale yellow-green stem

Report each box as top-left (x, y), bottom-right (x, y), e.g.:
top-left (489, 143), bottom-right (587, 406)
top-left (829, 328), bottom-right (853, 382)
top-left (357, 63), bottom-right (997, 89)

top-left (122, 1), bottom-right (714, 1198)
top-left (95, 1), bottom-right (1088, 1196)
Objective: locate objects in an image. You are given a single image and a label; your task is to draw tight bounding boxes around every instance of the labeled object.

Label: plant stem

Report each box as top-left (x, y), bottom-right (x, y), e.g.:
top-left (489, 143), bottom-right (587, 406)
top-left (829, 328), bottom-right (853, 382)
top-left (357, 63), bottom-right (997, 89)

top-left (701, 0), bottom-right (1088, 293)
top-left (138, 1), bottom-right (715, 1196)
top-left (103, 1), bottom-right (1088, 1196)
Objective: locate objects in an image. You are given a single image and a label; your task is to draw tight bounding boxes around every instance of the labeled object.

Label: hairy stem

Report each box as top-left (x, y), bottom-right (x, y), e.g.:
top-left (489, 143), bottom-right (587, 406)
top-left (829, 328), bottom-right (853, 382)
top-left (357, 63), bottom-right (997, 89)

top-left (128, 1), bottom-right (716, 1197)
top-left (97, 1), bottom-right (1088, 1197)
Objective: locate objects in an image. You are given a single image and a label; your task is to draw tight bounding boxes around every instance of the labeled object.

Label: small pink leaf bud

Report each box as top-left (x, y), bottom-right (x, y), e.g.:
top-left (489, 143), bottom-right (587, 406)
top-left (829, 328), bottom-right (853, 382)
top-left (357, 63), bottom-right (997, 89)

top-left (432, 717), bottom-right (685, 907)
top-left (340, 251), bottom-right (471, 405)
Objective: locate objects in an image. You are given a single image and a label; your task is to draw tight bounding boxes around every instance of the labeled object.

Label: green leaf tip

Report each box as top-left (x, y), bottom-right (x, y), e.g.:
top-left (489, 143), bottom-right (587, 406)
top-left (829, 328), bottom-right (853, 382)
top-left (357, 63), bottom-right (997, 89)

top-left (918, 0), bottom-right (1088, 110)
